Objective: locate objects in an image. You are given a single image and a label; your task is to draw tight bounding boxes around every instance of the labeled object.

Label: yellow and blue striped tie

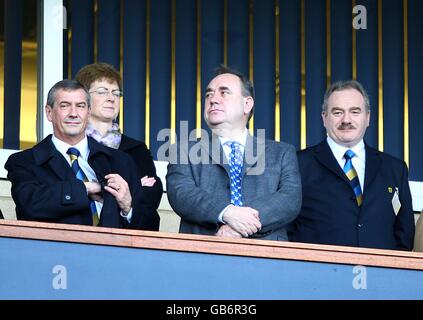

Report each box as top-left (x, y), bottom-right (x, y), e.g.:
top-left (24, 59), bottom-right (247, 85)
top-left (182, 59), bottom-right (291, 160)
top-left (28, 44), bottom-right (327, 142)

top-left (67, 147), bottom-right (99, 226)
top-left (343, 149), bottom-right (363, 206)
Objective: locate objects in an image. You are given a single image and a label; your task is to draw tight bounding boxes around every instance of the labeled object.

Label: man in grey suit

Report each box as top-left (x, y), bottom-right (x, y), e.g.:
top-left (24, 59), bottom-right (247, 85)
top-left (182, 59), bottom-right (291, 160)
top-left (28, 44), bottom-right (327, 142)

top-left (166, 66), bottom-right (302, 240)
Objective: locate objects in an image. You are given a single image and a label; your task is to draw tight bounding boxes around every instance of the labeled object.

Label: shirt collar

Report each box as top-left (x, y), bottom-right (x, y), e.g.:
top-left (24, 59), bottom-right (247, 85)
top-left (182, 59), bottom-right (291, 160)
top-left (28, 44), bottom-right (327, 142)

top-left (218, 129), bottom-right (248, 148)
top-left (326, 136), bottom-right (365, 162)
top-left (51, 135), bottom-right (90, 161)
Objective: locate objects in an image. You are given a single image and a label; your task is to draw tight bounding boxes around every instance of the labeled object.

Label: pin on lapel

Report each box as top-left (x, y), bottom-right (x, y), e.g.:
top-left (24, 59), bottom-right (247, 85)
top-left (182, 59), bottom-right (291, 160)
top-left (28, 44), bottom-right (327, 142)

top-left (388, 187), bottom-right (393, 193)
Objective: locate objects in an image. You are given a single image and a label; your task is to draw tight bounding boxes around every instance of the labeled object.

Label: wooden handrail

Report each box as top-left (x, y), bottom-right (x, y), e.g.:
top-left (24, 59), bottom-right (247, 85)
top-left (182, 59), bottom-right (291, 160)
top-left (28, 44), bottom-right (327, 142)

top-left (1, 219), bottom-right (423, 270)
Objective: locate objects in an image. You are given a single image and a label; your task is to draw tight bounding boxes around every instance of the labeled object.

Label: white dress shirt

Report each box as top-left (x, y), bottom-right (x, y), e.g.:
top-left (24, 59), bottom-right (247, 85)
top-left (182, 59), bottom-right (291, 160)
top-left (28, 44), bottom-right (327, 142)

top-left (219, 129), bottom-right (248, 163)
top-left (326, 136), bottom-right (366, 192)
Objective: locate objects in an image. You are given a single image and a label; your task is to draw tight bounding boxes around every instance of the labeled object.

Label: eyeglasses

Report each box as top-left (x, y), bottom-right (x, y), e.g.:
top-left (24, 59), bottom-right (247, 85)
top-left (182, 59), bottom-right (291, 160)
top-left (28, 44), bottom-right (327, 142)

top-left (89, 87), bottom-right (123, 98)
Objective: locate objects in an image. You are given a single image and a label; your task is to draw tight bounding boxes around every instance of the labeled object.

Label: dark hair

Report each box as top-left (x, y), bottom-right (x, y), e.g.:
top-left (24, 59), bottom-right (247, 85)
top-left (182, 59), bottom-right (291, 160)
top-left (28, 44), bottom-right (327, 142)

top-left (322, 80), bottom-right (371, 112)
top-left (213, 65), bottom-right (255, 121)
top-left (75, 62), bottom-right (122, 90)
top-left (46, 79), bottom-right (90, 108)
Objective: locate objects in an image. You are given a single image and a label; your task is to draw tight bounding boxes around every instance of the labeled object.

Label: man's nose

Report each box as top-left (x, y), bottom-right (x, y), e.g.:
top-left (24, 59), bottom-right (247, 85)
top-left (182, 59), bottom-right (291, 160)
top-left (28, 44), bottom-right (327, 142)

top-left (342, 112), bottom-right (351, 123)
top-left (209, 94), bottom-right (219, 105)
top-left (69, 105), bottom-right (78, 116)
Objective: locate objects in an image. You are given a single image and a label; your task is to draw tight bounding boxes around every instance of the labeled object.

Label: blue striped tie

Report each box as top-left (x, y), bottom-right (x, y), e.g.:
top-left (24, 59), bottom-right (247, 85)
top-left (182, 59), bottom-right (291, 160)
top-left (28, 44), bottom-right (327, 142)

top-left (343, 149), bottom-right (363, 206)
top-left (67, 147), bottom-right (99, 225)
top-left (225, 141), bottom-right (243, 206)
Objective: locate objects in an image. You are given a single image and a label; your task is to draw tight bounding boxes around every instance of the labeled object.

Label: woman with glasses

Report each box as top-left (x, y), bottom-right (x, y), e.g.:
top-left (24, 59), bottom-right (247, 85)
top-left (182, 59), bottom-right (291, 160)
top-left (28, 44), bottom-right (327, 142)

top-left (75, 62), bottom-right (162, 231)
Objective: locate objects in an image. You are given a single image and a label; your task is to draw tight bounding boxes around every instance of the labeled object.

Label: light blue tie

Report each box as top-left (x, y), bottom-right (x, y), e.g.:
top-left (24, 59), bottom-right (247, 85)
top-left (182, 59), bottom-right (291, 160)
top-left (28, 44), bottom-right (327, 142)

top-left (67, 147), bottom-right (99, 225)
top-left (343, 149), bottom-right (363, 206)
top-left (225, 141), bottom-right (243, 206)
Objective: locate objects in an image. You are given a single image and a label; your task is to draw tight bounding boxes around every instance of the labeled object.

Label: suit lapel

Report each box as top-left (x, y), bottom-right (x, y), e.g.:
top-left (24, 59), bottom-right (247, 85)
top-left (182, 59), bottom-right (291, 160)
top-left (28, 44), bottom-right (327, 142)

top-left (314, 140), bottom-right (352, 186)
top-left (242, 134), bottom-right (265, 177)
top-left (87, 138), bottom-right (120, 226)
top-left (363, 144), bottom-right (381, 192)
top-left (48, 154), bottom-right (75, 180)
top-left (33, 135), bottom-right (75, 181)
top-left (87, 137), bottom-right (113, 180)
top-left (202, 134), bottom-right (230, 175)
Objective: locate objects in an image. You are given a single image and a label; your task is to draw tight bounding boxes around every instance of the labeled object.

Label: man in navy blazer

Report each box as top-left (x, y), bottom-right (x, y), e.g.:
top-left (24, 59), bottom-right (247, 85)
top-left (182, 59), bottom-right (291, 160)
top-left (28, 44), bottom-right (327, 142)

top-left (5, 79), bottom-right (158, 230)
top-left (290, 80), bottom-right (415, 250)
top-left (166, 66), bottom-right (302, 240)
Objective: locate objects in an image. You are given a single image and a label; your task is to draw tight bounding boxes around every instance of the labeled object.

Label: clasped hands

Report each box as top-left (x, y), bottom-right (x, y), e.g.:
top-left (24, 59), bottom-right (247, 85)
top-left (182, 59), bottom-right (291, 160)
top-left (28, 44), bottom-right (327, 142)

top-left (84, 174), bottom-right (156, 214)
top-left (84, 173), bottom-right (132, 214)
top-left (216, 205), bottom-right (262, 238)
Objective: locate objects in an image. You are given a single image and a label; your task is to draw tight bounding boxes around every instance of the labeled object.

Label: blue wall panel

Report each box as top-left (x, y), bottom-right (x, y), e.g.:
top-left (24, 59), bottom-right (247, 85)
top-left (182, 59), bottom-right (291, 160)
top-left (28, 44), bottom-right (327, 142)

top-left (382, 0), bottom-right (404, 160)
top-left (279, 0), bottom-right (301, 148)
top-left (123, 0), bottom-right (146, 141)
top-left (149, 0), bottom-right (171, 156)
top-left (200, 0), bottom-right (224, 133)
top-left (305, 0), bottom-right (327, 147)
top-left (253, 0), bottom-right (275, 139)
top-left (175, 0), bottom-right (197, 136)
top-left (331, 0), bottom-right (352, 82)
top-left (97, 0), bottom-right (121, 70)
top-left (71, 0), bottom-right (94, 77)
top-left (408, 0), bottom-right (423, 180)
top-left (356, 0), bottom-right (379, 148)
top-left (227, 0), bottom-right (249, 76)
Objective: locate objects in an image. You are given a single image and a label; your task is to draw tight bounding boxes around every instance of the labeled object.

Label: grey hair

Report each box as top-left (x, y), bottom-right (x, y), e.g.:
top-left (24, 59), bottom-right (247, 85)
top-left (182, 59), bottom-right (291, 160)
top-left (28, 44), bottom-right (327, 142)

top-left (46, 79), bottom-right (91, 108)
top-left (322, 80), bottom-right (370, 112)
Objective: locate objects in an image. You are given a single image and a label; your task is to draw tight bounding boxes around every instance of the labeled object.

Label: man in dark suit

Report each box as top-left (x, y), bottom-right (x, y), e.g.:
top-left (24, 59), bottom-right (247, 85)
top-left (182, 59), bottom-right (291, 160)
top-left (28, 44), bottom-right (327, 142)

top-left (5, 79), bottom-right (158, 230)
top-left (166, 66), bottom-right (302, 241)
top-left (290, 80), bottom-right (415, 250)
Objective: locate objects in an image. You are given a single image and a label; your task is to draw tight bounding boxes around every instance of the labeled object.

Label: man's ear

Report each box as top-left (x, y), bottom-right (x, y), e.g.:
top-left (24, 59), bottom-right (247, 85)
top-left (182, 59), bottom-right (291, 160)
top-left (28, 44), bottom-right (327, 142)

top-left (366, 110), bottom-right (371, 127)
top-left (244, 96), bottom-right (254, 115)
top-left (45, 105), bottom-right (53, 122)
top-left (321, 111), bottom-right (329, 128)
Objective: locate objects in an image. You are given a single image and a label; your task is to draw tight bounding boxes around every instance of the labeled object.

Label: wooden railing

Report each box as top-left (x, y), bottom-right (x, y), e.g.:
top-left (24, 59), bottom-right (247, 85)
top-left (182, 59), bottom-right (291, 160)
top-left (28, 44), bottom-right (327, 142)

top-left (1, 219), bottom-right (423, 271)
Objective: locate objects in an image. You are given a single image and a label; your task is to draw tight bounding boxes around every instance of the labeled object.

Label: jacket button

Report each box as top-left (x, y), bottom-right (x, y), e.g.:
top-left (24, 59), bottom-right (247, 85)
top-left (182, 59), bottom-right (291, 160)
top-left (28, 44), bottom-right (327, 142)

top-left (65, 195), bottom-right (71, 200)
top-left (358, 223), bottom-right (363, 228)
